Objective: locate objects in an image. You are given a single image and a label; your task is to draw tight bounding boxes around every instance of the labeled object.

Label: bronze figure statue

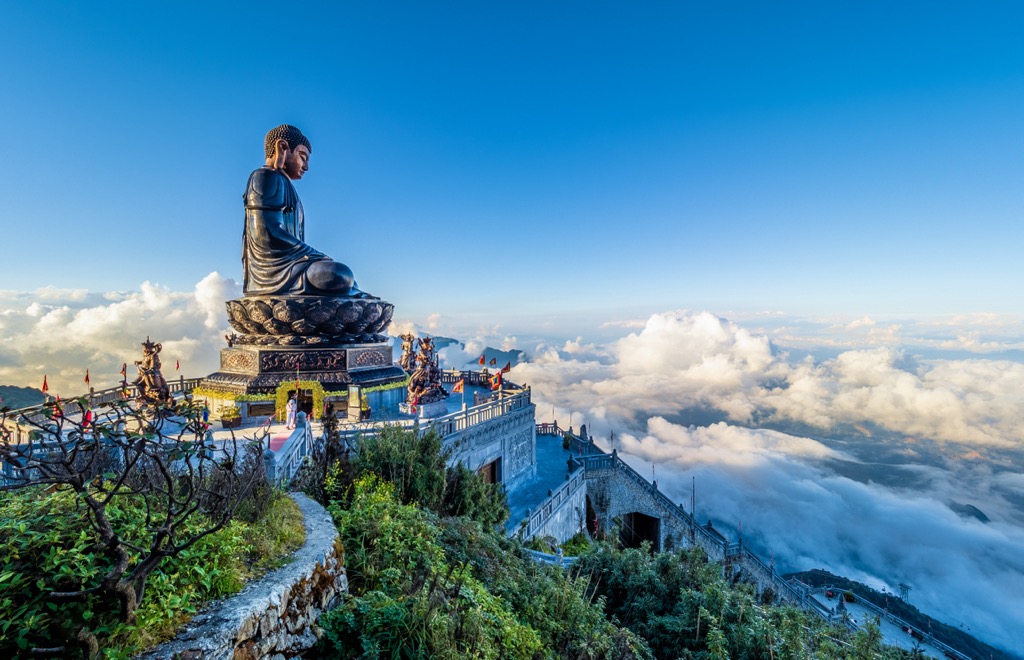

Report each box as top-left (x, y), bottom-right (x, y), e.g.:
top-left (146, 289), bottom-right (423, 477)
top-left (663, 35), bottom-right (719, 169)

top-left (398, 332), bottom-right (416, 372)
top-left (243, 124), bottom-right (371, 298)
top-left (224, 125), bottom-right (396, 346)
top-left (407, 335), bottom-right (447, 406)
top-left (133, 337), bottom-right (171, 405)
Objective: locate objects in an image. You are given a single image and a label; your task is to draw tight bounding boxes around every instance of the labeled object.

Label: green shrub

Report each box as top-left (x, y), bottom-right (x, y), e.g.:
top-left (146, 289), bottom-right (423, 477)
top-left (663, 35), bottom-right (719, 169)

top-left (0, 487), bottom-right (304, 657)
top-left (319, 476), bottom-right (544, 658)
top-left (363, 426), bottom-right (507, 526)
top-left (571, 542), bottom-right (881, 660)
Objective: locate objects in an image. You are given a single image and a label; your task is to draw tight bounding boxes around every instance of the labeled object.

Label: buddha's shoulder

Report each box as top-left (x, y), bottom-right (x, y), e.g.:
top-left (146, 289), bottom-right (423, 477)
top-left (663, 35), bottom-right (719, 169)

top-left (246, 167), bottom-right (293, 205)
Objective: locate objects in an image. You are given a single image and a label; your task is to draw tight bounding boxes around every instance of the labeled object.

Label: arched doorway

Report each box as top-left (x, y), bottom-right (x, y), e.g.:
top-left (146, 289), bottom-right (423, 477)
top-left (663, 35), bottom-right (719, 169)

top-left (619, 511), bottom-right (661, 552)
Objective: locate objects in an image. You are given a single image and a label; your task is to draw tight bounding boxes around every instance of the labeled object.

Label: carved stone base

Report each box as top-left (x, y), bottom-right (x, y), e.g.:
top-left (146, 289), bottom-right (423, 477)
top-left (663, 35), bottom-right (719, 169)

top-left (199, 342), bottom-right (406, 396)
top-left (226, 295), bottom-right (394, 346)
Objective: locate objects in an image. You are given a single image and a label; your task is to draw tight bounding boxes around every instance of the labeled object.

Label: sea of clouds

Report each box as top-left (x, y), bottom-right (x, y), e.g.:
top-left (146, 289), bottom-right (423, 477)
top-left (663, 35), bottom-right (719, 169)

top-left (0, 273), bottom-right (238, 394)
top-left (1, 276), bottom-right (1021, 653)
top-left (509, 310), bottom-right (1024, 654)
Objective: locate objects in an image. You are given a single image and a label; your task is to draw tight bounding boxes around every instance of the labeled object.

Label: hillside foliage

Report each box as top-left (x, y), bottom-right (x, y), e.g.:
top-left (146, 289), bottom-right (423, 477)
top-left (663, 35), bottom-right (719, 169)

top-left (306, 425), bottom-right (922, 659)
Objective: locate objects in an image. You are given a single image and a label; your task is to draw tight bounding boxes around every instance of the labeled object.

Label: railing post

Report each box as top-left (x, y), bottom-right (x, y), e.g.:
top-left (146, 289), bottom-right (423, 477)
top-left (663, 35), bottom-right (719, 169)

top-left (264, 447), bottom-right (277, 485)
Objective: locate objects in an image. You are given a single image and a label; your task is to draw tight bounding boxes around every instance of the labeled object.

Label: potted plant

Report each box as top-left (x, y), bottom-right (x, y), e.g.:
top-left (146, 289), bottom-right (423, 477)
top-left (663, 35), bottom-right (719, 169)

top-left (220, 404), bottom-right (242, 429)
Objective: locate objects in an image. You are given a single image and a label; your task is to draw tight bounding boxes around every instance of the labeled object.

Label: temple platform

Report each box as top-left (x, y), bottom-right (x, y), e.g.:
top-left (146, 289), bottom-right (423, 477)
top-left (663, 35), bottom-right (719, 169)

top-left (200, 342), bottom-right (406, 396)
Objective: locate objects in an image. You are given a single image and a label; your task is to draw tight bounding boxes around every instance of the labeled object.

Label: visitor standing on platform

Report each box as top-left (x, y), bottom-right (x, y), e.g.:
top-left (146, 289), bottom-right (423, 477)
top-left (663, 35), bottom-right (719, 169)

top-left (285, 395), bottom-right (297, 430)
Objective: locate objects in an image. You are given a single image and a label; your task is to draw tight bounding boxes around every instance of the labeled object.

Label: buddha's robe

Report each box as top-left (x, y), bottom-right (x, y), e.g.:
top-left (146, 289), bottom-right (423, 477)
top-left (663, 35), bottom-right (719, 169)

top-left (242, 167), bottom-right (329, 295)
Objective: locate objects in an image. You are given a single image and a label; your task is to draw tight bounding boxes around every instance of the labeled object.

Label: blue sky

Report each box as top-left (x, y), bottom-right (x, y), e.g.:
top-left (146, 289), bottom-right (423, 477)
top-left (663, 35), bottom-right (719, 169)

top-left (3, 2), bottom-right (1022, 326)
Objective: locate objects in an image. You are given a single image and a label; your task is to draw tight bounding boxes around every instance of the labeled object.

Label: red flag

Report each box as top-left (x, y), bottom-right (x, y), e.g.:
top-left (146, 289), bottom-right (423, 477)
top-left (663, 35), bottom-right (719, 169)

top-left (478, 354), bottom-right (485, 366)
top-left (501, 362), bottom-right (511, 373)
top-left (489, 371), bottom-right (502, 391)
top-left (84, 369), bottom-right (90, 386)
top-left (451, 378), bottom-right (465, 393)
top-left (489, 357), bottom-right (496, 366)
top-left (175, 359), bottom-right (180, 372)
top-left (120, 363), bottom-right (127, 379)
top-left (42, 375), bottom-right (49, 394)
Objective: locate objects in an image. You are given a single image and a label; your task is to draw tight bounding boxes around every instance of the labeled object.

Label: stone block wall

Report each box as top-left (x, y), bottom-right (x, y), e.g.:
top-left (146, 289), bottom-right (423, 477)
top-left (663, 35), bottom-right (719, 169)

top-left (445, 405), bottom-right (537, 486)
top-left (585, 460), bottom-right (727, 561)
top-left (528, 478), bottom-right (588, 543)
top-left (139, 493), bottom-right (346, 659)
top-left (586, 467), bottom-right (675, 551)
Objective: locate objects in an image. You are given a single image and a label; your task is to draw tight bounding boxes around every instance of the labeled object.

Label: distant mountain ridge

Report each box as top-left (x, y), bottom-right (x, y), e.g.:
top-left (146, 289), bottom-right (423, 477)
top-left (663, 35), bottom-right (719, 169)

top-left (0, 385), bottom-right (44, 410)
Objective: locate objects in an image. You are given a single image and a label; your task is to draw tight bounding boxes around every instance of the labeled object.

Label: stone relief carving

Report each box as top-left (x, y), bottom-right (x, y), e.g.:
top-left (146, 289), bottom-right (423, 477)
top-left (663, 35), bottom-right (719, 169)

top-left (221, 350), bottom-right (259, 373)
top-left (506, 429), bottom-right (533, 478)
top-left (353, 348), bottom-right (390, 368)
top-left (260, 350), bottom-right (347, 373)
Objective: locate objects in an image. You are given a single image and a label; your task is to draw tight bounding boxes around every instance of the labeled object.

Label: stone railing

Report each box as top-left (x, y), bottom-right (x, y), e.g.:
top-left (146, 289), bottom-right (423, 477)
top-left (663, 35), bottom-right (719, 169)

top-left (139, 493), bottom-right (347, 659)
top-left (536, 423), bottom-right (603, 455)
top-left (266, 388), bottom-right (533, 487)
top-left (440, 368), bottom-right (500, 387)
top-left (3, 378), bottom-right (204, 435)
top-left (519, 466), bottom-right (586, 540)
top-left (432, 389), bottom-right (531, 444)
top-left (266, 413), bottom-right (315, 486)
top-left (524, 548), bottom-right (578, 567)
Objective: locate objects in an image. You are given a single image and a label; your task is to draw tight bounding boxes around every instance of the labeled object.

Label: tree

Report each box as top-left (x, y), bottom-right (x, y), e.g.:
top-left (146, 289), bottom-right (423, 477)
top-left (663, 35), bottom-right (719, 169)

top-left (0, 396), bottom-right (264, 656)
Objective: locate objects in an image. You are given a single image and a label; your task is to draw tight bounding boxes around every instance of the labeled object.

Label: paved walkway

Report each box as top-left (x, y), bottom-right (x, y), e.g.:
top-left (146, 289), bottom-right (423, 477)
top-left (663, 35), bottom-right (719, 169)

top-left (506, 433), bottom-right (578, 535)
top-left (810, 592), bottom-right (949, 658)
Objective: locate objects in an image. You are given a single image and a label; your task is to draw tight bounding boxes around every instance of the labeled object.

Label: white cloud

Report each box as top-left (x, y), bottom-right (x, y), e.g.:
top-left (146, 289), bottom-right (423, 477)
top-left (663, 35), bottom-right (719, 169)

top-left (513, 309), bottom-right (1024, 653)
top-left (0, 273), bottom-right (239, 394)
top-left (618, 417), bottom-right (1024, 654)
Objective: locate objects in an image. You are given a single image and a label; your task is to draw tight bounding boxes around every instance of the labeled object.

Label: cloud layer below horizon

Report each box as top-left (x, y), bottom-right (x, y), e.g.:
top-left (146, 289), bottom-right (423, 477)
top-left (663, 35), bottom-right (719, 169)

top-left (510, 310), bottom-right (1024, 653)
top-left (1, 276), bottom-right (1021, 653)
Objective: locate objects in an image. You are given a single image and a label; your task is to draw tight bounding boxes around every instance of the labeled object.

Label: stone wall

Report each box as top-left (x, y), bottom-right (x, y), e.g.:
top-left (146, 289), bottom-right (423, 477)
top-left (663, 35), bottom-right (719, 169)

top-left (139, 493), bottom-right (346, 659)
top-left (586, 464), bottom-right (676, 552)
top-left (584, 454), bottom-right (727, 561)
top-left (444, 405), bottom-right (537, 487)
top-left (526, 476), bottom-right (588, 543)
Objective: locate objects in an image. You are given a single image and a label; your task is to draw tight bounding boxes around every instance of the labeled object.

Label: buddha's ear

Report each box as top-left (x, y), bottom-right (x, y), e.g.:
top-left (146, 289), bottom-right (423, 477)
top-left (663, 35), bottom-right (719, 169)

top-left (271, 138), bottom-right (289, 169)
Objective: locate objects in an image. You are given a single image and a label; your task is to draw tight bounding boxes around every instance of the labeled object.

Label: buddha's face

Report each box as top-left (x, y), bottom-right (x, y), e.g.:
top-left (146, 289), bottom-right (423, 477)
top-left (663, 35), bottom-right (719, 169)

top-left (282, 144), bottom-right (310, 180)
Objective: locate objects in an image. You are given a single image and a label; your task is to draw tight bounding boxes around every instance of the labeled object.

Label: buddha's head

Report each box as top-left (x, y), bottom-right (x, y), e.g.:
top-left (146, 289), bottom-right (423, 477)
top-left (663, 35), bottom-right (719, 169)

top-left (265, 124), bottom-right (312, 180)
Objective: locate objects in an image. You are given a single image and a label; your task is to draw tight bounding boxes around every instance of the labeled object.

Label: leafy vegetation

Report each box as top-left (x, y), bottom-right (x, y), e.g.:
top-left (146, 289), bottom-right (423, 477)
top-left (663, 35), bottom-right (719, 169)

top-left (573, 542), bottom-right (928, 660)
top-left (189, 386), bottom-right (274, 403)
top-left (527, 531), bottom-right (592, 557)
top-left (0, 487), bottom-right (303, 657)
top-left (304, 424), bottom-right (928, 659)
top-left (0, 396), bottom-right (303, 657)
top-left (297, 421), bottom-right (508, 528)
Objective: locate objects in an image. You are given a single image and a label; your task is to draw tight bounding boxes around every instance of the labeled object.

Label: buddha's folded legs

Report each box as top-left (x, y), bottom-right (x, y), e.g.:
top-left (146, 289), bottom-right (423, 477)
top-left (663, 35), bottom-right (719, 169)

top-left (305, 260), bottom-right (355, 294)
